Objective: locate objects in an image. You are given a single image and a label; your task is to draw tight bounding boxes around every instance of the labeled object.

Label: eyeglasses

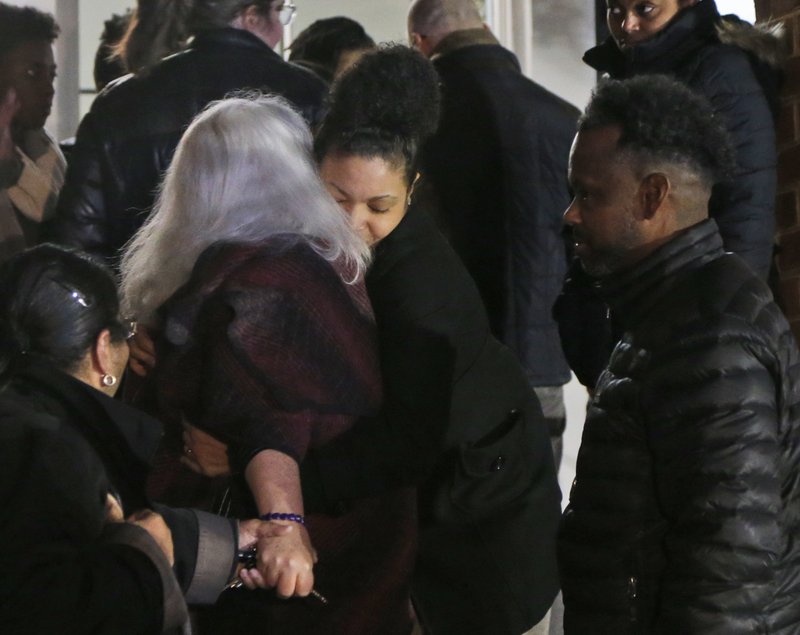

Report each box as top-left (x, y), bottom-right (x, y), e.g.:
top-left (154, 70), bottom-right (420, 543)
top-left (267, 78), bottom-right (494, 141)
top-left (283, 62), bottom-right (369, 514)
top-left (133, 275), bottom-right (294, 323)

top-left (278, 2), bottom-right (296, 26)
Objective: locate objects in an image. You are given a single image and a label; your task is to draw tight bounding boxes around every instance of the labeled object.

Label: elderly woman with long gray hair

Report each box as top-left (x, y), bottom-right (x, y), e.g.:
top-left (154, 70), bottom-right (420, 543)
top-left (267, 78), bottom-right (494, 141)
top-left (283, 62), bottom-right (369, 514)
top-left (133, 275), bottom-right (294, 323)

top-left (119, 94), bottom-right (416, 634)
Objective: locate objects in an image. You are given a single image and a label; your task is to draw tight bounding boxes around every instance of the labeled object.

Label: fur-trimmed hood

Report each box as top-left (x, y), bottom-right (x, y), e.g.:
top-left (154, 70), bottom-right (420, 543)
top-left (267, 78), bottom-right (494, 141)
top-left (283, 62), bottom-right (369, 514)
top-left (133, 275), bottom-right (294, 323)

top-left (584, 0), bottom-right (788, 82)
top-left (717, 14), bottom-right (788, 69)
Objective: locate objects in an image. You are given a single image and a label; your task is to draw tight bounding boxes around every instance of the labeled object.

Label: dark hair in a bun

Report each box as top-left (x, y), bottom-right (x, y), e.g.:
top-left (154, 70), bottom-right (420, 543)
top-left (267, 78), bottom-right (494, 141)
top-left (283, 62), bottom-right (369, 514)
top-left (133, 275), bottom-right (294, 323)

top-left (0, 244), bottom-right (127, 378)
top-left (314, 44), bottom-right (441, 184)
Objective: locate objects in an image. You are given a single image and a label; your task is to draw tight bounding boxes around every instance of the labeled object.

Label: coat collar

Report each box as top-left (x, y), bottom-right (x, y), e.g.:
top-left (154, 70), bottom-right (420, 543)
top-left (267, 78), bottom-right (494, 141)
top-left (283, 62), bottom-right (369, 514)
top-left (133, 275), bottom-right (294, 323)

top-left (584, 0), bottom-right (720, 76)
top-left (188, 27), bottom-right (281, 59)
top-left (599, 219), bottom-right (725, 329)
top-left (10, 359), bottom-right (163, 510)
top-left (431, 28), bottom-right (501, 60)
top-left (367, 202), bottom-right (437, 285)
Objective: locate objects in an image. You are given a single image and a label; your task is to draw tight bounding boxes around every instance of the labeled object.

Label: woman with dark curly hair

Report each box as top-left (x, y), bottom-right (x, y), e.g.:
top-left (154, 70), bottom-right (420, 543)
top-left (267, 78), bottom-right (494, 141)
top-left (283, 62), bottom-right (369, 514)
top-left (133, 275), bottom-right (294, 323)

top-left (0, 244), bottom-right (284, 634)
top-left (311, 45), bottom-right (561, 635)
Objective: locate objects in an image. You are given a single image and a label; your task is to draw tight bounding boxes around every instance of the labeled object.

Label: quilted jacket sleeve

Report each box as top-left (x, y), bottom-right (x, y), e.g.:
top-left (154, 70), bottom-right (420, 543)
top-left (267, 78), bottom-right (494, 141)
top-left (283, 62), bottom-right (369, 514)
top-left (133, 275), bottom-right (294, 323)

top-left (643, 318), bottom-right (783, 633)
top-left (47, 111), bottom-right (115, 264)
top-left (690, 47), bottom-right (777, 279)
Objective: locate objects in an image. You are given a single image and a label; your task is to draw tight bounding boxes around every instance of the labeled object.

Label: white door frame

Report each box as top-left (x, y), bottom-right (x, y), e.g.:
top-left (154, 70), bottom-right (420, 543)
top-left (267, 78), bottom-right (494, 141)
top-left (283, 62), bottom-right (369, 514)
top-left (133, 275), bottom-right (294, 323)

top-left (485, 0), bottom-right (534, 77)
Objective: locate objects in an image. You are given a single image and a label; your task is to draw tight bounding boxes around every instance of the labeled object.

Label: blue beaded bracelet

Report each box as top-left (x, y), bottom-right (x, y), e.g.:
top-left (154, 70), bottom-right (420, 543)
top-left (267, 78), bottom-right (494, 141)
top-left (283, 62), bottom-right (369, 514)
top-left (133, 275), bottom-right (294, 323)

top-left (260, 512), bottom-right (306, 526)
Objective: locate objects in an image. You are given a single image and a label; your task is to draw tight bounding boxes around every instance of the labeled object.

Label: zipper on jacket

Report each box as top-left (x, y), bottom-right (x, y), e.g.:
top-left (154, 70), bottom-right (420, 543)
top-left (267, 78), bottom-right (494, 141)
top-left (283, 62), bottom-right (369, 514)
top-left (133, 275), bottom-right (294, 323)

top-left (627, 575), bottom-right (638, 625)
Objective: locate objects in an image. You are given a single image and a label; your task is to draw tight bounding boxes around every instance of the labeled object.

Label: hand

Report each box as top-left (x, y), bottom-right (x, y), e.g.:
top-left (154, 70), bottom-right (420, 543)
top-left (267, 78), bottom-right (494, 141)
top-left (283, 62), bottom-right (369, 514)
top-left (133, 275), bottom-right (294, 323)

top-left (128, 509), bottom-right (175, 567)
top-left (251, 521), bottom-right (316, 598)
top-left (0, 88), bottom-right (20, 162)
top-left (181, 422), bottom-right (232, 477)
top-left (238, 518), bottom-right (291, 550)
top-left (128, 326), bottom-right (157, 377)
top-left (235, 519), bottom-right (292, 590)
top-left (104, 493), bottom-right (124, 523)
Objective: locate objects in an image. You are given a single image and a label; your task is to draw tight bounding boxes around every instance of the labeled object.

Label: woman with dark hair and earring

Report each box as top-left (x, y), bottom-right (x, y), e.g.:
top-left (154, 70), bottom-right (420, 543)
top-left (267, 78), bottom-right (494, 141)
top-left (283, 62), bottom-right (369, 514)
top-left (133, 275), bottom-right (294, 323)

top-left (174, 46), bottom-right (561, 635)
top-left (0, 244), bottom-right (281, 634)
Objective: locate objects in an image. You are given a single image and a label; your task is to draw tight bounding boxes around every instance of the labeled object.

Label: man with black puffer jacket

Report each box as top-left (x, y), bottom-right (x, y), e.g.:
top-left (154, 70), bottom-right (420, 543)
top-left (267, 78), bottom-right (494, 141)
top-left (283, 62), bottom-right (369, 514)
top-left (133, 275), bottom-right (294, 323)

top-left (559, 74), bottom-right (800, 635)
top-left (47, 0), bottom-right (325, 268)
top-left (584, 0), bottom-right (784, 281)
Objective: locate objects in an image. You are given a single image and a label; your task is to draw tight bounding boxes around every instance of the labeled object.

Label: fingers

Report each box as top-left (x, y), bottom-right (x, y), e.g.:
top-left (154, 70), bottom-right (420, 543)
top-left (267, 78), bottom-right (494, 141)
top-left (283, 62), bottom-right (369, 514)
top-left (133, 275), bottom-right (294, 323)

top-left (255, 521), bottom-right (293, 539)
top-left (254, 525), bottom-right (315, 598)
top-left (104, 493), bottom-right (124, 523)
top-left (179, 454), bottom-right (204, 475)
top-left (128, 509), bottom-right (175, 566)
top-left (0, 88), bottom-right (19, 124)
top-left (128, 329), bottom-right (157, 375)
top-left (268, 563), bottom-right (314, 599)
top-left (238, 566), bottom-right (266, 590)
top-left (179, 423), bottom-right (232, 477)
top-left (233, 521), bottom-right (315, 598)
top-left (128, 357), bottom-right (150, 378)
top-left (292, 568), bottom-right (314, 597)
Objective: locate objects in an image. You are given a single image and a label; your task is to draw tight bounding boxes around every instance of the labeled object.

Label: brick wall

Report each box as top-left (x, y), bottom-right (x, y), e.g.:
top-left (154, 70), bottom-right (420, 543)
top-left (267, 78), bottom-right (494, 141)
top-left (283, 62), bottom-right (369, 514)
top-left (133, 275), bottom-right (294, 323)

top-left (756, 0), bottom-right (800, 339)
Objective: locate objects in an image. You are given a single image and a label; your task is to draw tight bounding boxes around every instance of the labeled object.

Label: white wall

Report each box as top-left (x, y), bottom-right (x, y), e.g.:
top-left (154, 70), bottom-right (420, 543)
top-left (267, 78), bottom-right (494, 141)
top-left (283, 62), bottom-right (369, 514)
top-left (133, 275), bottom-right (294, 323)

top-left (530, 0), bottom-right (596, 111)
top-left (76, 0), bottom-right (131, 118)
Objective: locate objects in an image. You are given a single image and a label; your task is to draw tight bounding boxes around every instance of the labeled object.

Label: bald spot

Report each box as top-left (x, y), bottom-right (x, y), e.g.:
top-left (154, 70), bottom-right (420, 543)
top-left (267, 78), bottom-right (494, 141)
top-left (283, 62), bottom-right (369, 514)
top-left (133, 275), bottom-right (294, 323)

top-left (408, 0), bottom-right (483, 37)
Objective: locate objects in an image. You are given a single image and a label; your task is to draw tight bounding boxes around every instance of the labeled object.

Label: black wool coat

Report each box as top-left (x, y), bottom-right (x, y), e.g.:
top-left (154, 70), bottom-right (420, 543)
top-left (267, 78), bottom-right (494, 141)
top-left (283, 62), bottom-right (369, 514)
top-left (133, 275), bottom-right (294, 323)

top-left (421, 31), bottom-right (579, 389)
top-left (0, 361), bottom-right (238, 634)
top-left (584, 0), bottom-right (782, 279)
top-left (48, 28), bottom-right (326, 267)
top-left (559, 220), bottom-right (800, 634)
top-left (302, 205), bottom-right (561, 635)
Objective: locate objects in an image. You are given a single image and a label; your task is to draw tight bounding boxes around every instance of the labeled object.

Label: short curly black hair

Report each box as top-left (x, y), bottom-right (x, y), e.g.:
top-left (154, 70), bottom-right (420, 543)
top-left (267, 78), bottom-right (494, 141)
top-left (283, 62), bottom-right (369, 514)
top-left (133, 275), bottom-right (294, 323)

top-left (0, 3), bottom-right (59, 61)
top-left (314, 44), bottom-right (441, 185)
top-left (289, 17), bottom-right (375, 84)
top-left (0, 244), bottom-right (126, 378)
top-left (580, 75), bottom-right (736, 186)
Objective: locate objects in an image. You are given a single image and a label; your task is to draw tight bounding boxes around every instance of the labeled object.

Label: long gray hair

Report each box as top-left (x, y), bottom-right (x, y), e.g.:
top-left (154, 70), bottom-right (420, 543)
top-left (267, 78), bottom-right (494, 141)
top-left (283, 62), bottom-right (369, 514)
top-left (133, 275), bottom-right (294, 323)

top-left (119, 93), bottom-right (370, 325)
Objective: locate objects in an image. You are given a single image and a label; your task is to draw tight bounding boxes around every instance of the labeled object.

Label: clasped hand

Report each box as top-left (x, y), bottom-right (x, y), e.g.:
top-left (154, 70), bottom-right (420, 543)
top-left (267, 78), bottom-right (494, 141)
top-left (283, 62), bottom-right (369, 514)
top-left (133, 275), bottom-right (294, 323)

top-left (238, 519), bottom-right (317, 597)
top-left (184, 434), bottom-right (316, 598)
top-left (127, 330), bottom-right (316, 598)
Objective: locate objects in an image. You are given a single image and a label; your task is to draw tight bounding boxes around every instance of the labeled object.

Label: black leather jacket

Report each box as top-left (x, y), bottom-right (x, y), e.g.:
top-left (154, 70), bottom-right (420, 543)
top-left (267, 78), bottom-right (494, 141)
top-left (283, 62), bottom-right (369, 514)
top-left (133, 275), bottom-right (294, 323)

top-left (49, 28), bottom-right (327, 267)
top-left (559, 220), bottom-right (800, 634)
